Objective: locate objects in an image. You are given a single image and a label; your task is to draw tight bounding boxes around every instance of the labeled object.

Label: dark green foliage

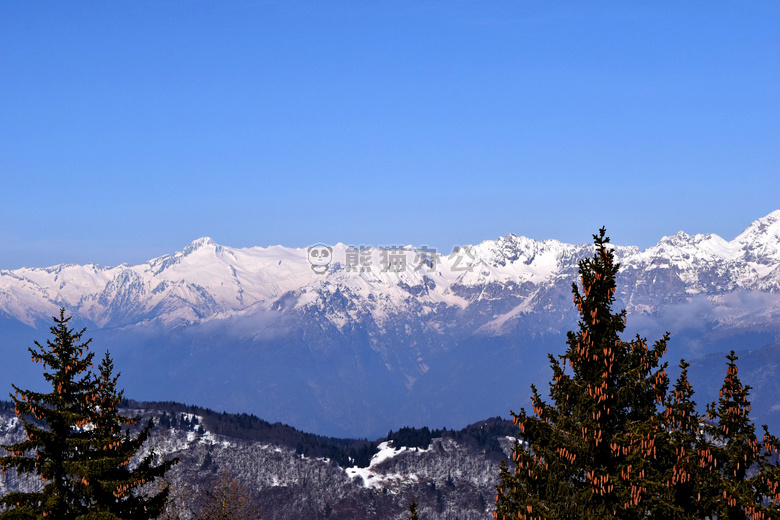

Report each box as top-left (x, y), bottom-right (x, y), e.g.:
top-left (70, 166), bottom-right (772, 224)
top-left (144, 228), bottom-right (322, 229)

top-left (78, 352), bottom-right (177, 519)
top-left (131, 400), bottom-right (379, 468)
top-left (387, 418), bottom-right (516, 460)
top-left (125, 401), bottom-right (515, 471)
top-left (167, 403), bottom-right (377, 465)
top-left (1, 310), bottom-right (97, 518)
top-left (659, 360), bottom-right (709, 519)
top-left (496, 229), bottom-right (673, 520)
top-left (158, 412), bottom-right (171, 429)
top-left (0, 310), bottom-right (175, 519)
top-left (342, 443), bottom-right (376, 468)
top-left (496, 230), bottom-right (780, 520)
top-left (408, 499), bottom-right (419, 520)
top-left (388, 427), bottom-right (439, 450)
top-left (446, 418), bottom-right (517, 460)
top-left (697, 351), bottom-right (780, 520)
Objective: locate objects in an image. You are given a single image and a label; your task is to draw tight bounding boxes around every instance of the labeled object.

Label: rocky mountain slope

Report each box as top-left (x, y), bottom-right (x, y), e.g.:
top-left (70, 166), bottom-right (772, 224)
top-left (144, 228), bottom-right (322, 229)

top-left (1, 212), bottom-right (779, 437)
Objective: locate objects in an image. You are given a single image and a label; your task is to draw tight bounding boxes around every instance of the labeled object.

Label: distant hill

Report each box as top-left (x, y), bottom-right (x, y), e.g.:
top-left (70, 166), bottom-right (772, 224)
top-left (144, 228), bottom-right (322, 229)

top-left (0, 400), bottom-right (516, 520)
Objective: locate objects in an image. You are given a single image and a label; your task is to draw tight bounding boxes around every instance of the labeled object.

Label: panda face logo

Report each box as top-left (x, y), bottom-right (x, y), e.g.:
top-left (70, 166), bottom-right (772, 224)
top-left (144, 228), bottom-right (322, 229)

top-left (307, 244), bottom-right (332, 274)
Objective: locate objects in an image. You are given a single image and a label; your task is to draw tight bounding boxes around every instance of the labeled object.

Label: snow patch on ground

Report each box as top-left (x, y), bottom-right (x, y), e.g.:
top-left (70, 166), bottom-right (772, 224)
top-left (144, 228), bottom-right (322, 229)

top-left (2, 416), bottom-right (19, 432)
top-left (344, 441), bottom-right (429, 489)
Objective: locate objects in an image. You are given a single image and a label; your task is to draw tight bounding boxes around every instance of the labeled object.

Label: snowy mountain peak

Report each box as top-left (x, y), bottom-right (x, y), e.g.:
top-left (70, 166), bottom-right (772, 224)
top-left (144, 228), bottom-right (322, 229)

top-left (186, 237), bottom-right (218, 250)
top-left (471, 233), bottom-right (572, 269)
top-left (657, 230), bottom-right (693, 247)
top-left (1, 211), bottom-right (780, 330)
top-left (763, 209), bottom-right (780, 222)
top-left (154, 237), bottom-right (224, 266)
top-left (736, 211), bottom-right (780, 239)
top-left (3, 212), bottom-right (780, 438)
top-left (735, 212), bottom-right (780, 264)
top-left (652, 231), bottom-right (731, 253)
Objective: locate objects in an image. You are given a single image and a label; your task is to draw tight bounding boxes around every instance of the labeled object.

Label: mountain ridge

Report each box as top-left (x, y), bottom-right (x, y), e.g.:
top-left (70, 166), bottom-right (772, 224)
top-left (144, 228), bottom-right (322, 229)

top-left (1, 212), bottom-right (780, 437)
top-left (2, 211), bottom-right (779, 330)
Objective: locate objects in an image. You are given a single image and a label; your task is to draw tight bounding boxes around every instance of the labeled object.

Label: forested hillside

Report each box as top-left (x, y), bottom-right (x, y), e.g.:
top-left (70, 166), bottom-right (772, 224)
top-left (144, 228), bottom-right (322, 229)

top-left (1, 400), bottom-right (515, 519)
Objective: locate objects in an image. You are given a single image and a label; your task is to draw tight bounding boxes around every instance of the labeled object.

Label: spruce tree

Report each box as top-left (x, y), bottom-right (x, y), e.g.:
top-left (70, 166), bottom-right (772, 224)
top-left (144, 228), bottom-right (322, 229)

top-left (495, 229), bottom-right (673, 520)
top-left (495, 230), bottom-right (780, 520)
top-left (0, 310), bottom-right (96, 518)
top-left (408, 499), bottom-right (420, 520)
top-left (698, 351), bottom-right (780, 520)
top-left (0, 310), bottom-right (175, 519)
top-left (659, 360), bottom-right (708, 519)
top-left (80, 351), bottom-right (176, 519)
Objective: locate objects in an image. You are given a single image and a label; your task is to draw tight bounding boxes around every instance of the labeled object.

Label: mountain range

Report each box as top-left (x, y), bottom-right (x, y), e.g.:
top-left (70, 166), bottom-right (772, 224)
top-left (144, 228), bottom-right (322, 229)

top-left (2, 211), bottom-right (780, 438)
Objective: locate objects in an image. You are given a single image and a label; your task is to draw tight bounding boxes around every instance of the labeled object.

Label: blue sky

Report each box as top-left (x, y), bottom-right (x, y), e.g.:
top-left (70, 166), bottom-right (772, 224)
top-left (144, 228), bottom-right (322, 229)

top-left (1, 1), bottom-right (778, 269)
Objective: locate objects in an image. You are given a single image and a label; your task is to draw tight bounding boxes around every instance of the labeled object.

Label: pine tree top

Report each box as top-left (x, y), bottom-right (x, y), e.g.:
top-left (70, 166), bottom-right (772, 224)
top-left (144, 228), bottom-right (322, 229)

top-left (1, 309), bottom-right (176, 519)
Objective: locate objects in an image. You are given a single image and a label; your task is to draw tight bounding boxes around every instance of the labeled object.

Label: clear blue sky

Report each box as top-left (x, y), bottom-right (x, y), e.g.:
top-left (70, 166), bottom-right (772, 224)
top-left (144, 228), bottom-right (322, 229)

top-left (1, 1), bottom-right (778, 269)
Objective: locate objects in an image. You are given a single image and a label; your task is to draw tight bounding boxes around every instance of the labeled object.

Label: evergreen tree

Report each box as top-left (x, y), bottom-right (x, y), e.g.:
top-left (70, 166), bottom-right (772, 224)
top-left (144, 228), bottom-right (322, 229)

top-left (698, 351), bottom-right (780, 520)
top-left (495, 230), bottom-right (780, 520)
top-left (408, 499), bottom-right (420, 520)
top-left (0, 310), bottom-right (96, 518)
top-left (659, 360), bottom-right (708, 519)
top-left (495, 229), bottom-right (674, 520)
top-left (0, 310), bottom-right (175, 519)
top-left (80, 351), bottom-right (176, 519)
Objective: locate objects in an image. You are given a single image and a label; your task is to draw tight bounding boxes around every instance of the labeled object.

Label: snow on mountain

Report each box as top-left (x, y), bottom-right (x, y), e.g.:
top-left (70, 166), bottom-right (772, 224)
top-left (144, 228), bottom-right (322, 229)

top-left (2, 212), bottom-right (780, 438)
top-left (735, 210), bottom-right (780, 268)
top-left (345, 441), bottom-right (430, 489)
top-left (0, 403), bottom-right (512, 520)
top-left (2, 213), bottom-right (780, 331)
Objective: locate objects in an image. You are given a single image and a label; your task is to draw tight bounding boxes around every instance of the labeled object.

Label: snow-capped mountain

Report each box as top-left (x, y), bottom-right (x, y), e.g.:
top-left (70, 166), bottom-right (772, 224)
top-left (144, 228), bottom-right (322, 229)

top-left (1, 212), bottom-right (780, 438)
